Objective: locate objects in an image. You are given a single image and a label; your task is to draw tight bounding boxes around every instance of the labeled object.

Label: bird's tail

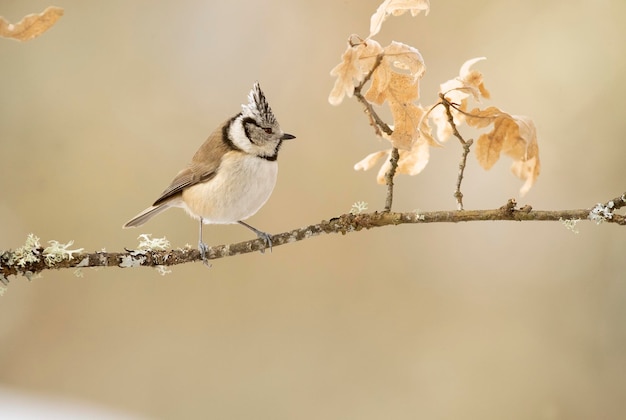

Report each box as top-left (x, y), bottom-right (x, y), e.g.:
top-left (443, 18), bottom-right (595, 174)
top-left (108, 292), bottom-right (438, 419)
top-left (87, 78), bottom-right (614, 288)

top-left (122, 203), bottom-right (172, 228)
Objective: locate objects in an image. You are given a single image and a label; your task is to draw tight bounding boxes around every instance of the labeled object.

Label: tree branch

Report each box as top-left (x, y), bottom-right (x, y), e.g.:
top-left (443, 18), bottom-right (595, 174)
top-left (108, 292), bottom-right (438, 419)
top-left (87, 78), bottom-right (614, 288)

top-left (2, 194), bottom-right (624, 282)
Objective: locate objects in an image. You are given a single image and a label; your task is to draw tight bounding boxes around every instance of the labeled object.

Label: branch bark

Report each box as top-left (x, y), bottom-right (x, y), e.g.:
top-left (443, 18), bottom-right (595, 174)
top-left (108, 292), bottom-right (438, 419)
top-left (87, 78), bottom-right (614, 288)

top-left (2, 195), bottom-right (624, 281)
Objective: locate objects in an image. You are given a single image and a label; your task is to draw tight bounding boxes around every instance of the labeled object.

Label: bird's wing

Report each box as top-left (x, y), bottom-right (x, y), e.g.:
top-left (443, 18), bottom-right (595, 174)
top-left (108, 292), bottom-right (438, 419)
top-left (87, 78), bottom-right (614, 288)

top-left (152, 166), bottom-right (217, 206)
top-left (152, 120), bottom-right (233, 206)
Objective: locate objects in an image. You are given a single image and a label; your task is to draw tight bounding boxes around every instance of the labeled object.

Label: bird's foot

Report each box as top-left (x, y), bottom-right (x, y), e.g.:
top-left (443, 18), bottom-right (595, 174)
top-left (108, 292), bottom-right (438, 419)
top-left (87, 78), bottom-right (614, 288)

top-left (255, 231), bottom-right (272, 254)
top-left (238, 221), bottom-right (272, 254)
top-left (198, 241), bottom-right (211, 267)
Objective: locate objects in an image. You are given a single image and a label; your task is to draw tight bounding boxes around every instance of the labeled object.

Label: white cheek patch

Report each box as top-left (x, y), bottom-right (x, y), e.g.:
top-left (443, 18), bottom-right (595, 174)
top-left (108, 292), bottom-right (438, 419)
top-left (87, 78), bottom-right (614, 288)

top-left (228, 116), bottom-right (255, 153)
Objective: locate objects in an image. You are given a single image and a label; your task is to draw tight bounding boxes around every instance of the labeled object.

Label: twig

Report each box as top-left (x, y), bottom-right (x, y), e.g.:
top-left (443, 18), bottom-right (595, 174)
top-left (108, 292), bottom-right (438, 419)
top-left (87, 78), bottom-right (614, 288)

top-left (2, 194), bottom-right (624, 281)
top-left (352, 53), bottom-right (399, 210)
top-left (454, 140), bottom-right (472, 211)
top-left (353, 54), bottom-right (393, 136)
top-left (384, 147), bottom-right (400, 211)
top-left (440, 94), bottom-right (472, 210)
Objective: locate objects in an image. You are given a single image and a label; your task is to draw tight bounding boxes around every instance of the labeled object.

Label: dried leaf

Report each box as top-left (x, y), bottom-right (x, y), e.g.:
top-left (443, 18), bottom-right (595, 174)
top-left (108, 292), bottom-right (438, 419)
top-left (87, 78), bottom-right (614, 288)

top-left (355, 137), bottom-right (431, 184)
top-left (364, 73), bottom-right (419, 149)
top-left (383, 41), bottom-right (425, 76)
top-left (439, 56), bottom-right (489, 107)
top-left (422, 58), bottom-right (488, 144)
top-left (364, 68), bottom-right (389, 106)
top-left (474, 111), bottom-right (518, 170)
top-left (416, 107), bottom-right (440, 147)
top-left (329, 38), bottom-right (383, 106)
top-left (0, 6), bottom-right (64, 42)
top-left (507, 116), bottom-right (540, 196)
top-left (471, 108), bottom-right (540, 195)
top-left (388, 93), bottom-right (424, 149)
top-left (376, 154), bottom-right (393, 184)
top-left (366, 42), bottom-right (424, 104)
top-left (424, 102), bottom-right (457, 144)
top-left (396, 138), bottom-right (430, 176)
top-left (329, 47), bottom-right (361, 106)
top-left (465, 106), bottom-right (502, 130)
top-left (458, 57), bottom-right (490, 100)
top-left (354, 150), bottom-right (389, 172)
top-left (363, 42), bottom-right (425, 150)
top-left (369, 0), bottom-right (430, 38)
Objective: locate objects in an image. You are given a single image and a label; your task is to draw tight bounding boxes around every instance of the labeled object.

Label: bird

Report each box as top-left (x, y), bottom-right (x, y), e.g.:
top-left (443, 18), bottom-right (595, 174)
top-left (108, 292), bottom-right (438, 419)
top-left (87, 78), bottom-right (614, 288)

top-left (123, 82), bottom-right (295, 263)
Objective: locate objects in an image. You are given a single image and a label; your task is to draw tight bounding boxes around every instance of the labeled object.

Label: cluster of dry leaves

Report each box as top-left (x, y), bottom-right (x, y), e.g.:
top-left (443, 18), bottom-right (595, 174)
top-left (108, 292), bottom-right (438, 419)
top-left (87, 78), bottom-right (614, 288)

top-left (3, 2), bottom-right (540, 196)
top-left (0, 6), bottom-right (64, 42)
top-left (329, 0), bottom-right (540, 196)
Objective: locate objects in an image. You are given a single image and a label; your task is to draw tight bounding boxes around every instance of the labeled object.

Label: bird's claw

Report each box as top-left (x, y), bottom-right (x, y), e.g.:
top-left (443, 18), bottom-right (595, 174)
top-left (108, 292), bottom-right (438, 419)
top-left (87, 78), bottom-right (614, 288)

top-left (256, 231), bottom-right (272, 254)
top-left (198, 241), bottom-right (211, 267)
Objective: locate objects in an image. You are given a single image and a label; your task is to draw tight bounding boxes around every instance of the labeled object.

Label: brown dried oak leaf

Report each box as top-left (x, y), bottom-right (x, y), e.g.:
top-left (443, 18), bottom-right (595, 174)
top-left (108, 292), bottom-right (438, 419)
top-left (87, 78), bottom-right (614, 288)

top-left (0, 6), bottom-right (64, 42)
top-left (467, 107), bottom-right (541, 196)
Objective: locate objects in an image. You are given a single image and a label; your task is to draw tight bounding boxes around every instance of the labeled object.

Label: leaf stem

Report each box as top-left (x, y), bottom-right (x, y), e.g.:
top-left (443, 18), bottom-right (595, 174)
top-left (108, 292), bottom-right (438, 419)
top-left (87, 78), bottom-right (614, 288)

top-left (441, 94), bottom-right (473, 210)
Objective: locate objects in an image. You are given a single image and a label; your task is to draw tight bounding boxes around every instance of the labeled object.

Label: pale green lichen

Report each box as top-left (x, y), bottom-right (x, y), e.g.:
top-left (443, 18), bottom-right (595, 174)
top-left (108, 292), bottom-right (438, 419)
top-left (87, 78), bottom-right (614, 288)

top-left (9, 234), bottom-right (42, 267)
top-left (559, 217), bottom-right (580, 234)
top-left (155, 265), bottom-right (172, 276)
top-left (589, 202), bottom-right (614, 224)
top-left (350, 201), bottom-right (368, 215)
top-left (137, 234), bottom-right (170, 251)
top-left (23, 271), bottom-right (42, 281)
top-left (43, 240), bottom-right (84, 266)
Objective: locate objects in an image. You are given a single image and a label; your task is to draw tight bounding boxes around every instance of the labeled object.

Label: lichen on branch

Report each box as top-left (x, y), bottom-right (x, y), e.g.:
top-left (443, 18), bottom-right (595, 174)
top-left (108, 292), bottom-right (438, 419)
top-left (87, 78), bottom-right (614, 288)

top-left (2, 194), bottom-right (624, 286)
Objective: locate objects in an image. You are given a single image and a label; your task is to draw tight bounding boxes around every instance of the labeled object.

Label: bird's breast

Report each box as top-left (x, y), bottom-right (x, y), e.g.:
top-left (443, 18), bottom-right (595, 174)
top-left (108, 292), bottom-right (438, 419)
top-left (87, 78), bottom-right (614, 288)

top-left (181, 152), bottom-right (278, 223)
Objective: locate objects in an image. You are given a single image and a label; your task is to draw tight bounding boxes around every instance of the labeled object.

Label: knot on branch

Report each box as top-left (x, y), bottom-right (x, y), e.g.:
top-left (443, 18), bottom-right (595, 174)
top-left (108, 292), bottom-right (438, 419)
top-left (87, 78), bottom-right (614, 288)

top-left (500, 198), bottom-right (517, 214)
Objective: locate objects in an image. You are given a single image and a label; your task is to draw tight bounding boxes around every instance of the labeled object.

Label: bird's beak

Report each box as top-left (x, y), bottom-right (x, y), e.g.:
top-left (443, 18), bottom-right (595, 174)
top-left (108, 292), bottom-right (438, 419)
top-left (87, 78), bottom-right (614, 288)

top-left (281, 133), bottom-right (296, 140)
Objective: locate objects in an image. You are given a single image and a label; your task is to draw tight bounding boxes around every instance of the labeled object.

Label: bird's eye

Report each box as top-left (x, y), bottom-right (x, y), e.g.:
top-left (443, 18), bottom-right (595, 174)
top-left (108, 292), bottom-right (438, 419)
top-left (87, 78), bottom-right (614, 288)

top-left (263, 127), bottom-right (273, 134)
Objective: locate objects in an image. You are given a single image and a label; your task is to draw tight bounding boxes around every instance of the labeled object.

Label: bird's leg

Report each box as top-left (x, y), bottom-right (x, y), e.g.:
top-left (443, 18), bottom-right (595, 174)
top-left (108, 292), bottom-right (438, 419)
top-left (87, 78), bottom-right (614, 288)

top-left (198, 217), bottom-right (210, 266)
top-left (238, 221), bottom-right (272, 253)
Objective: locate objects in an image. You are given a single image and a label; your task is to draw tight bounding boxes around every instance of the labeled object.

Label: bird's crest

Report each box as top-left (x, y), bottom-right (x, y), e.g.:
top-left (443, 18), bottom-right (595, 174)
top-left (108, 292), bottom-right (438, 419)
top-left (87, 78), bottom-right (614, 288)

top-left (242, 81), bottom-right (277, 126)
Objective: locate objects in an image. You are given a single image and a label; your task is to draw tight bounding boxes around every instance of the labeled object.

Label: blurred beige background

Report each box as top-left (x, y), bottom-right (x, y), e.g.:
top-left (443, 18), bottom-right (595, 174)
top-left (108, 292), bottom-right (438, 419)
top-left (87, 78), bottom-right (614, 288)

top-left (1, 0), bottom-right (625, 419)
